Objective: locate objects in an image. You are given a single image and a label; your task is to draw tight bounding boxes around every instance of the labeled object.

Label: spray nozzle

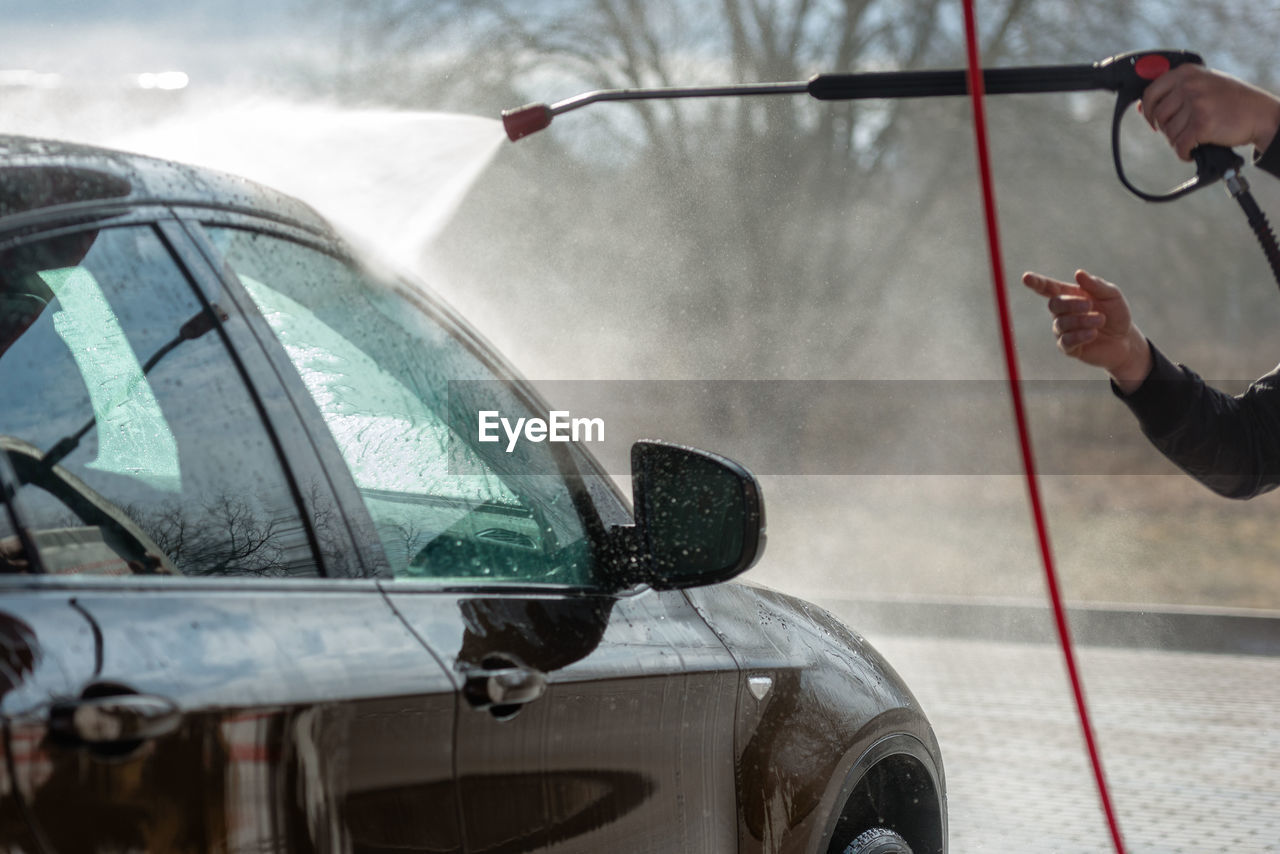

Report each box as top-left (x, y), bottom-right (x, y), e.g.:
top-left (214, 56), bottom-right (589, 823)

top-left (502, 82), bottom-right (808, 142)
top-left (502, 104), bottom-right (554, 141)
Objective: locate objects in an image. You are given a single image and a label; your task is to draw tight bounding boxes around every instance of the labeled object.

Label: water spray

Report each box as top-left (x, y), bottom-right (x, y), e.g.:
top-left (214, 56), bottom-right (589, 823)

top-left (503, 49), bottom-right (1280, 292)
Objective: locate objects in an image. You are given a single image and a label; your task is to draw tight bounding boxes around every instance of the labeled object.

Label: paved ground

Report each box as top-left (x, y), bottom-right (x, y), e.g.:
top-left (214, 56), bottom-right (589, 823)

top-left (861, 634), bottom-right (1280, 852)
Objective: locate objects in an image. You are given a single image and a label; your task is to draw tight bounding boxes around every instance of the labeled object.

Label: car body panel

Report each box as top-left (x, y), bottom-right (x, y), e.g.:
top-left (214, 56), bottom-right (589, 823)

top-left (384, 584), bottom-right (741, 852)
top-left (0, 578), bottom-right (463, 853)
top-left (685, 581), bottom-right (947, 854)
top-left (0, 594), bottom-right (97, 851)
top-left (0, 136), bottom-right (330, 237)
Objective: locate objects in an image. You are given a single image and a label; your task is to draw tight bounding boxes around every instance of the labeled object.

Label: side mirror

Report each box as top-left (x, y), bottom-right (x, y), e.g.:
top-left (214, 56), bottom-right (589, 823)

top-left (628, 440), bottom-right (765, 589)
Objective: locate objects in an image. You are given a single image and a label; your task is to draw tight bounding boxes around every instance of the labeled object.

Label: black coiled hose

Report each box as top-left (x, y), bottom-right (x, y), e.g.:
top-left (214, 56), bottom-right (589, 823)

top-left (1232, 186), bottom-right (1280, 292)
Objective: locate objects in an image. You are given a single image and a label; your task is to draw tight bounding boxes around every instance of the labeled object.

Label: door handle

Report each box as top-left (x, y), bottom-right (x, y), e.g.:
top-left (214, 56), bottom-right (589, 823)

top-left (50, 691), bottom-right (181, 745)
top-left (462, 655), bottom-right (547, 713)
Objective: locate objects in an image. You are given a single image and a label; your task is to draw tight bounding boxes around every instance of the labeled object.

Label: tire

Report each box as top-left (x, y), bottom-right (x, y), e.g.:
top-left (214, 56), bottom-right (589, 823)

top-left (843, 827), bottom-right (914, 854)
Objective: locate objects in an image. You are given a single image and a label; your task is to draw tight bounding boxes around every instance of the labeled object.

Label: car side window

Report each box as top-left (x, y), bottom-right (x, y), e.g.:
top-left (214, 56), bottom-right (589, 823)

top-left (0, 226), bottom-right (316, 577)
top-left (206, 227), bottom-right (600, 587)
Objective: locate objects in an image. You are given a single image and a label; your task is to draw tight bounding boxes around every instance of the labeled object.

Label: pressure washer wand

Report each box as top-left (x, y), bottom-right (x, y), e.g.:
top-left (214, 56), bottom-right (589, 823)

top-left (503, 48), bottom-right (1280, 293)
top-left (505, 51), bottom-right (1171, 128)
top-left (503, 50), bottom-right (1227, 192)
top-left (501, 64), bottom-right (1108, 139)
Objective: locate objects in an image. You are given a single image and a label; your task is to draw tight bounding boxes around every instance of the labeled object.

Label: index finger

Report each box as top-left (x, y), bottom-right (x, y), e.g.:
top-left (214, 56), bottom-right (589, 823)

top-left (1022, 271), bottom-right (1087, 299)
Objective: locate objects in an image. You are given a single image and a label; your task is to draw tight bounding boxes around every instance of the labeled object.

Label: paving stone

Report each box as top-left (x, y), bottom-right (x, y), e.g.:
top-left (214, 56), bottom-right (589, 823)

top-left (870, 636), bottom-right (1280, 852)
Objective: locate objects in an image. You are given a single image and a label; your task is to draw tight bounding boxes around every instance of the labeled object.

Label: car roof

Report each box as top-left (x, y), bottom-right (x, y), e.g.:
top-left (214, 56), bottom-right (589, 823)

top-left (0, 134), bottom-right (331, 233)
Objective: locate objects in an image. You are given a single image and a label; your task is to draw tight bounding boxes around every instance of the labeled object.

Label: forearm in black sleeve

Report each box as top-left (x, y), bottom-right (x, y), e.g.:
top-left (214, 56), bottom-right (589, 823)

top-left (1112, 342), bottom-right (1280, 498)
top-left (1254, 136), bottom-right (1280, 179)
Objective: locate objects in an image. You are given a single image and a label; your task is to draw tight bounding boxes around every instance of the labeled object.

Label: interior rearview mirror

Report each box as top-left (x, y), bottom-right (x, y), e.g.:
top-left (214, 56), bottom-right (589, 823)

top-left (628, 440), bottom-right (765, 589)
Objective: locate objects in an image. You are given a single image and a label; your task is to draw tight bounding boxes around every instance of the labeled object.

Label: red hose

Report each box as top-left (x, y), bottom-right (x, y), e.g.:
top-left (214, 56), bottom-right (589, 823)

top-left (958, 3), bottom-right (1127, 851)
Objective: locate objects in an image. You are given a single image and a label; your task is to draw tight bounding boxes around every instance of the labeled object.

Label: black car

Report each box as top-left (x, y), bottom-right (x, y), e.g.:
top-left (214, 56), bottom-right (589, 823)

top-left (0, 136), bottom-right (945, 854)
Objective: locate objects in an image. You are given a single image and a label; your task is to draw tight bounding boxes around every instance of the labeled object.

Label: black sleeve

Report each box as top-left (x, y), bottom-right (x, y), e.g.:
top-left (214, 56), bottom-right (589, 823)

top-left (1112, 341), bottom-right (1280, 498)
top-left (1254, 136), bottom-right (1280, 179)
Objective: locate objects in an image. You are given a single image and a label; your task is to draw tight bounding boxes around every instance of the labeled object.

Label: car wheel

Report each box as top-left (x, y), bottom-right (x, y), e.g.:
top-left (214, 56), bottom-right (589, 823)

top-left (843, 827), bottom-right (914, 854)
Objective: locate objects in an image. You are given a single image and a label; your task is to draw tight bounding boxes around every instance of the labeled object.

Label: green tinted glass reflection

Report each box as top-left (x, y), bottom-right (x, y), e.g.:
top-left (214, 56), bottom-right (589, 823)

top-left (213, 228), bottom-right (596, 586)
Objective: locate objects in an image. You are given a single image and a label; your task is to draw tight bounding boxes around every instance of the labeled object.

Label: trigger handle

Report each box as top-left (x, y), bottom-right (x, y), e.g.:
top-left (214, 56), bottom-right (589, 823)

top-left (1107, 50), bottom-right (1242, 201)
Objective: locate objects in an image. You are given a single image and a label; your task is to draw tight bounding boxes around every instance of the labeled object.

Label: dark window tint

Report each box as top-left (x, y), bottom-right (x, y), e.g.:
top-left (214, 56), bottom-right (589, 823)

top-left (207, 227), bottom-right (600, 586)
top-left (0, 226), bottom-right (315, 577)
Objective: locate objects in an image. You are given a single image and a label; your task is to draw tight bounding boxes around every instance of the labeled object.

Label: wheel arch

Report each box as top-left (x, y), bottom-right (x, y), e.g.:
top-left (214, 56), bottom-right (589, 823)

top-left (815, 732), bottom-right (946, 854)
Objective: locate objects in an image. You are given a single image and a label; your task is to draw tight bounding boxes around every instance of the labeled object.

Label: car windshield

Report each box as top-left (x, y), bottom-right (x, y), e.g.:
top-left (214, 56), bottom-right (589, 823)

top-left (207, 226), bottom-right (601, 586)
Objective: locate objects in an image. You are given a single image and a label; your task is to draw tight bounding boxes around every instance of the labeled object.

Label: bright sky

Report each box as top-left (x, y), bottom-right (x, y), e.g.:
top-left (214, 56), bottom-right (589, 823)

top-left (0, 0), bottom-right (329, 87)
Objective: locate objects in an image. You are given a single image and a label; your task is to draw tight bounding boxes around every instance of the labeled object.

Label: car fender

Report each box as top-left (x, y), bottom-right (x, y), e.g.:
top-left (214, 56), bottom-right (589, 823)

top-left (683, 581), bottom-right (945, 854)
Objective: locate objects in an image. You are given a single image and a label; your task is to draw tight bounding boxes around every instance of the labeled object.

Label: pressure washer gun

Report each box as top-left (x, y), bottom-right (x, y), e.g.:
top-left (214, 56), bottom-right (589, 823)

top-left (503, 49), bottom-right (1280, 289)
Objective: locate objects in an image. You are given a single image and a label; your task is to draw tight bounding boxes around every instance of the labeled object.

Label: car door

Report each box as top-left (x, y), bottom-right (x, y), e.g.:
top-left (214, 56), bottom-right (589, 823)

top-left (198, 220), bottom-right (744, 852)
top-left (0, 216), bottom-right (462, 853)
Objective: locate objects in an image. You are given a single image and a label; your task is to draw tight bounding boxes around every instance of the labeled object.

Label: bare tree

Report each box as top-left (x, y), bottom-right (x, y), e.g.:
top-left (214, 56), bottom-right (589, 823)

top-left (139, 494), bottom-right (290, 577)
